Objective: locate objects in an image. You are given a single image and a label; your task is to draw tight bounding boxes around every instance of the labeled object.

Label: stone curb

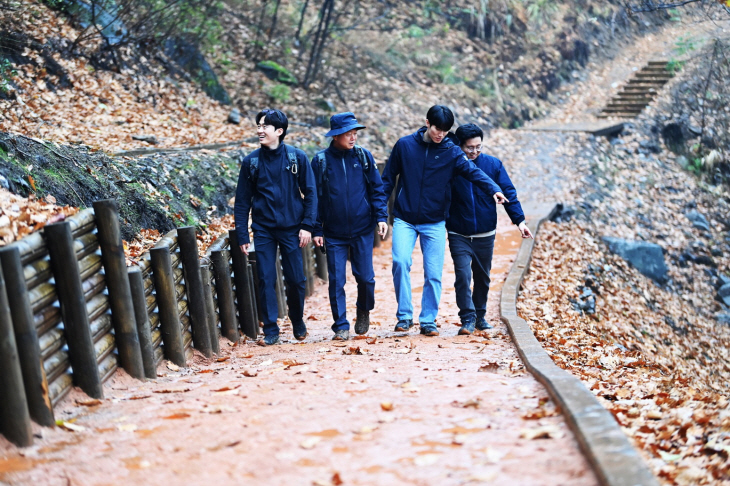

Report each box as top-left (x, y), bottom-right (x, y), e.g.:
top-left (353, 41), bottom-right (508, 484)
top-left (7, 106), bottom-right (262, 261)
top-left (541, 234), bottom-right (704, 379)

top-left (499, 203), bottom-right (659, 486)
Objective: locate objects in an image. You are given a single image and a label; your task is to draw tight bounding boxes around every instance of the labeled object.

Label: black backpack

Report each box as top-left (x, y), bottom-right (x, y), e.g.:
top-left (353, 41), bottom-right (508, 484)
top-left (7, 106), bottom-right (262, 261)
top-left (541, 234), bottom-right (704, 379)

top-left (241, 144), bottom-right (299, 187)
top-left (315, 145), bottom-right (371, 198)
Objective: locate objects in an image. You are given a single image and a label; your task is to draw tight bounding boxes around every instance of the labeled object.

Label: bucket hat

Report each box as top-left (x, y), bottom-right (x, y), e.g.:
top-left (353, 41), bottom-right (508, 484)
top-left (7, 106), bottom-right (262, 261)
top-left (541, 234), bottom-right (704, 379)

top-left (325, 112), bottom-right (366, 137)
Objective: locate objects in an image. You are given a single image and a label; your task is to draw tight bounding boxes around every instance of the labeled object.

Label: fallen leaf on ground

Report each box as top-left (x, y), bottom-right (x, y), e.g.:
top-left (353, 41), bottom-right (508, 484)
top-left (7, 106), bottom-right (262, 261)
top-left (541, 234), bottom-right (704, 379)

top-left (478, 362), bottom-right (500, 373)
top-left (243, 370), bottom-right (258, 377)
top-left (76, 399), bottom-right (102, 407)
top-left (343, 346), bottom-right (363, 355)
top-left (153, 387), bottom-right (192, 394)
top-left (216, 356), bottom-right (230, 362)
top-left (163, 413), bottom-right (190, 420)
top-left (56, 420), bottom-right (85, 432)
top-left (300, 437), bottom-right (321, 449)
top-left (212, 385), bottom-right (240, 392)
top-left (166, 362), bottom-right (180, 372)
top-left (520, 425), bottom-right (562, 440)
top-left (380, 401), bottom-right (394, 411)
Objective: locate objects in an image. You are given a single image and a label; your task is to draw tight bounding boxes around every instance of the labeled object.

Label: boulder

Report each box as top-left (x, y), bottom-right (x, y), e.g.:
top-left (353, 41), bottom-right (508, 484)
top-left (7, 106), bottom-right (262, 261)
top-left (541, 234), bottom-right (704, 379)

top-left (717, 283), bottom-right (730, 306)
top-left (685, 210), bottom-right (710, 232)
top-left (227, 108), bottom-right (241, 125)
top-left (715, 274), bottom-right (730, 290)
top-left (602, 237), bottom-right (668, 284)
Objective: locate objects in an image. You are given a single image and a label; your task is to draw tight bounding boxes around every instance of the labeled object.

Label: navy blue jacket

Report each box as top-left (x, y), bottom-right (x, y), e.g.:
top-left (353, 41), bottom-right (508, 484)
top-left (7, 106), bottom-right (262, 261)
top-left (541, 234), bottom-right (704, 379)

top-left (446, 153), bottom-right (525, 235)
top-left (312, 143), bottom-right (388, 239)
top-left (382, 127), bottom-right (502, 225)
top-left (234, 143), bottom-right (317, 245)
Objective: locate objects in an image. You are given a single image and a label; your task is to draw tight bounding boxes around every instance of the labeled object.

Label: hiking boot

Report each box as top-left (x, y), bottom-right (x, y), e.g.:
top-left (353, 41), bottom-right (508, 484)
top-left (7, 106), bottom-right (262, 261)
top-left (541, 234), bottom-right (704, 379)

top-left (354, 308), bottom-right (370, 335)
top-left (394, 319), bottom-right (413, 332)
top-left (261, 334), bottom-right (281, 346)
top-left (419, 322), bottom-right (439, 336)
top-left (332, 329), bottom-right (350, 341)
top-left (293, 321), bottom-right (308, 341)
top-left (475, 317), bottom-right (493, 331)
top-left (458, 317), bottom-right (476, 335)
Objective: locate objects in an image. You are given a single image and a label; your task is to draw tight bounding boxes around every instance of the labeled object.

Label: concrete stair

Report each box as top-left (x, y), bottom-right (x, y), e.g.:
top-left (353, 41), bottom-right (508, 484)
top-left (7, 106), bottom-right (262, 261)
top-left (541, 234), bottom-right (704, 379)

top-left (598, 60), bottom-right (676, 119)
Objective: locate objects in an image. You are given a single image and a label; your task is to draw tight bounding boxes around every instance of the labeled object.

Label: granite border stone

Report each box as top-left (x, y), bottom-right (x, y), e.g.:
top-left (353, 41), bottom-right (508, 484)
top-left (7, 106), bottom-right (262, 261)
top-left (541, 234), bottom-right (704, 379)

top-left (500, 202), bottom-right (659, 486)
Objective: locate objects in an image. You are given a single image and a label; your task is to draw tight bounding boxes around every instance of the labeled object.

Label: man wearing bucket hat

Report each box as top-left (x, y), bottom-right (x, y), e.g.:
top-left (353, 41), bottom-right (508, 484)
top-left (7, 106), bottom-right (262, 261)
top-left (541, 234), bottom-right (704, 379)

top-left (312, 112), bottom-right (388, 341)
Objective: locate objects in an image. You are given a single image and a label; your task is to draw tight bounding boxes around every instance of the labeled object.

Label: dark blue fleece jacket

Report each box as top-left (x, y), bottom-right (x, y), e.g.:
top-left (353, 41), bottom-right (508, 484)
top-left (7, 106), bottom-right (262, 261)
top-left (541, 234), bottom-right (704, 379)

top-left (234, 143), bottom-right (317, 245)
top-left (381, 127), bottom-right (502, 225)
top-left (446, 153), bottom-right (525, 235)
top-left (311, 143), bottom-right (388, 239)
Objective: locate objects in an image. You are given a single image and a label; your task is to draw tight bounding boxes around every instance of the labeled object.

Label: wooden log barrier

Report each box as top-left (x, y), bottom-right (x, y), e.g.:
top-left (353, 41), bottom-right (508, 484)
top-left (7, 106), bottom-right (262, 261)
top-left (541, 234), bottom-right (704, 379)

top-left (210, 248), bottom-right (238, 342)
top-left (200, 264), bottom-right (220, 354)
top-left (0, 246), bottom-right (55, 426)
top-left (45, 222), bottom-right (104, 399)
top-left (150, 246), bottom-right (187, 367)
top-left (128, 267), bottom-right (157, 379)
top-left (93, 200), bottom-right (145, 380)
top-left (0, 259), bottom-right (34, 447)
top-left (228, 230), bottom-right (257, 340)
top-left (177, 227), bottom-right (213, 357)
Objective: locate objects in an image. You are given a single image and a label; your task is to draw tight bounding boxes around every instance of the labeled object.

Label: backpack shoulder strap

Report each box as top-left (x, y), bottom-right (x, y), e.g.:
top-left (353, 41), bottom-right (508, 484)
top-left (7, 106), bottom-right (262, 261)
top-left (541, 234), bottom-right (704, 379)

top-left (247, 148), bottom-right (260, 184)
top-left (354, 145), bottom-right (369, 170)
top-left (284, 144), bottom-right (299, 174)
top-left (315, 150), bottom-right (327, 198)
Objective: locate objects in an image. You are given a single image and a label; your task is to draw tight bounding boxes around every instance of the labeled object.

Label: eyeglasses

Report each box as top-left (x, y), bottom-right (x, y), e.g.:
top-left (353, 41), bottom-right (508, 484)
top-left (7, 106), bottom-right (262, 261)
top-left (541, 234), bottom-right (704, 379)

top-left (463, 145), bottom-right (482, 153)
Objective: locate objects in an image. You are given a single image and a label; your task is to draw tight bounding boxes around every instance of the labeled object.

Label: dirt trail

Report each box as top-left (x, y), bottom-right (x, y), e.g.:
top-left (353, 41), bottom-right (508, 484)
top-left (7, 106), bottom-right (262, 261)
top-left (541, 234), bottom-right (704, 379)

top-left (0, 213), bottom-right (596, 486)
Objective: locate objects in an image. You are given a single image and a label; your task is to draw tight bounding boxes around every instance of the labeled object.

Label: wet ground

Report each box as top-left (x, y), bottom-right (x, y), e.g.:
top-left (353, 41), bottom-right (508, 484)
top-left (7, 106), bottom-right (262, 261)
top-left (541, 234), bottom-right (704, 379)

top-left (0, 213), bottom-right (596, 486)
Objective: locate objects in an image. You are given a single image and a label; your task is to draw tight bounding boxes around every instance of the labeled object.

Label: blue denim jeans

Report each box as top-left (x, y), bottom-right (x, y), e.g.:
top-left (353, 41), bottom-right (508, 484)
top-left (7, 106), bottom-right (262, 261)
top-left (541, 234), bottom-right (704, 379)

top-left (391, 218), bottom-right (446, 323)
top-left (325, 232), bottom-right (376, 332)
top-left (253, 227), bottom-right (306, 337)
top-left (447, 232), bottom-right (495, 323)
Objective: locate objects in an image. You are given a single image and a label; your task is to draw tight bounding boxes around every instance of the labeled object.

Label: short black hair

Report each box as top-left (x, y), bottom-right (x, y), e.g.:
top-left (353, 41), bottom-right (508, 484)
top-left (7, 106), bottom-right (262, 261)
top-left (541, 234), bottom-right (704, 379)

top-left (426, 105), bottom-right (455, 132)
top-left (256, 108), bottom-right (288, 143)
top-left (455, 123), bottom-right (484, 145)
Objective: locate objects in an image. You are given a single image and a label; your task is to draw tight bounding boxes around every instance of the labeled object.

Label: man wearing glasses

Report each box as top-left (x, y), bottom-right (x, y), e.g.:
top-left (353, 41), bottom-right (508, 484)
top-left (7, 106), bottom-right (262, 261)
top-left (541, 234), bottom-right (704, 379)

top-left (448, 123), bottom-right (532, 336)
top-left (234, 108), bottom-right (317, 345)
top-left (381, 106), bottom-right (508, 337)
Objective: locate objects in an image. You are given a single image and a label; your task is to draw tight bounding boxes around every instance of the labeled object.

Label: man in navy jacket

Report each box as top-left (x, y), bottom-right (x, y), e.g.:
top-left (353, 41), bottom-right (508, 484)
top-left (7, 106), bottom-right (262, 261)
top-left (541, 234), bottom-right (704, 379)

top-left (312, 113), bottom-right (388, 340)
top-left (448, 123), bottom-right (533, 335)
top-left (234, 108), bottom-right (317, 345)
top-left (381, 105), bottom-right (508, 336)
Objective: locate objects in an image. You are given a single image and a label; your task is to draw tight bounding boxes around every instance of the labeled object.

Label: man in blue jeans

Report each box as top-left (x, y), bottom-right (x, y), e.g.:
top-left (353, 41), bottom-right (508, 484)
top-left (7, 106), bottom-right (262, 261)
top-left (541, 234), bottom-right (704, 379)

top-left (381, 105), bottom-right (508, 336)
top-left (448, 123), bottom-right (533, 335)
top-left (312, 113), bottom-right (388, 340)
top-left (234, 108), bottom-right (317, 345)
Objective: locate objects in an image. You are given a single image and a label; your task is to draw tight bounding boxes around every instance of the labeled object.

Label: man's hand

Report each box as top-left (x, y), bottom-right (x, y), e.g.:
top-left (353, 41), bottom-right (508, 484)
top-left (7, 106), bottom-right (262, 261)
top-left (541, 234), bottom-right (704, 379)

top-left (518, 222), bottom-right (533, 239)
top-left (494, 192), bottom-right (509, 205)
top-left (239, 243), bottom-right (250, 255)
top-left (378, 222), bottom-right (388, 239)
top-left (299, 229), bottom-right (312, 247)
top-left (313, 236), bottom-right (324, 247)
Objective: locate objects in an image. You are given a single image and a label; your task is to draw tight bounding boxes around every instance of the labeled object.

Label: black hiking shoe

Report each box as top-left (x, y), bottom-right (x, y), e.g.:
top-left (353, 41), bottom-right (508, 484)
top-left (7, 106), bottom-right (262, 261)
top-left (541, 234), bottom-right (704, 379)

top-left (354, 308), bottom-right (370, 335)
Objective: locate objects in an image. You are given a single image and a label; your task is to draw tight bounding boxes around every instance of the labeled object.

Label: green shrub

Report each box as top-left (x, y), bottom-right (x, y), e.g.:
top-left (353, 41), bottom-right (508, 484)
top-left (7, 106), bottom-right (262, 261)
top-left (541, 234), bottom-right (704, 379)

top-left (265, 83), bottom-right (291, 103)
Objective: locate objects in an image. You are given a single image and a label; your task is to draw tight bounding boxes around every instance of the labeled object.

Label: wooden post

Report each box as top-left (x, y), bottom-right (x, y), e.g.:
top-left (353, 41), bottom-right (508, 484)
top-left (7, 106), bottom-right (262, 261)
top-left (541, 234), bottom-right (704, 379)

top-left (127, 268), bottom-right (157, 379)
top-left (0, 259), bottom-right (34, 447)
top-left (177, 227), bottom-right (213, 358)
top-left (314, 245), bottom-right (328, 281)
top-left (150, 247), bottom-right (186, 367)
top-left (45, 222), bottom-right (103, 399)
top-left (92, 200), bottom-right (145, 380)
top-left (275, 248), bottom-right (286, 319)
top-left (0, 246), bottom-right (55, 426)
top-left (248, 249), bottom-right (263, 325)
top-left (200, 264), bottom-right (220, 354)
top-left (228, 230), bottom-right (257, 340)
top-left (210, 249), bottom-right (238, 342)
